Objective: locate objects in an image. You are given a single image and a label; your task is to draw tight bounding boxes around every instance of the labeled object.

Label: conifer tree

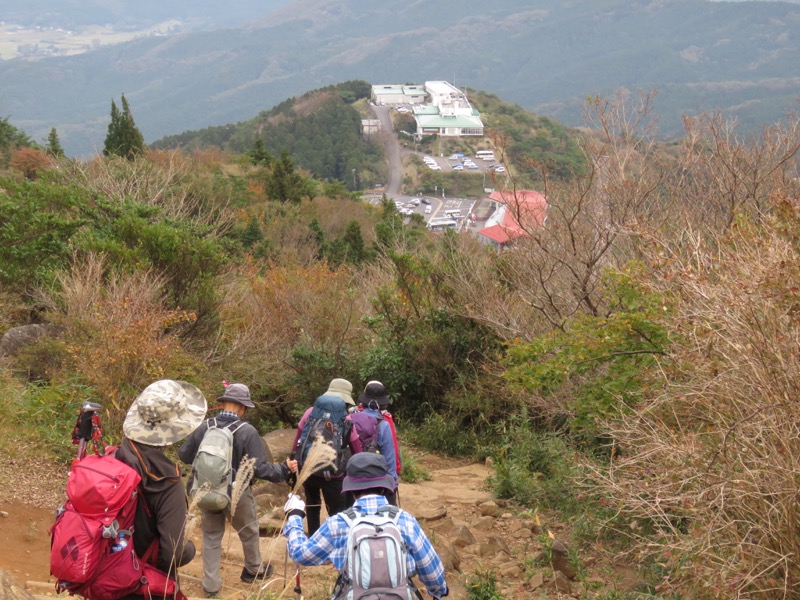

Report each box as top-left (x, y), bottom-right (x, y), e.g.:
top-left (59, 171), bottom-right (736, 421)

top-left (46, 128), bottom-right (65, 157)
top-left (103, 94), bottom-right (145, 159)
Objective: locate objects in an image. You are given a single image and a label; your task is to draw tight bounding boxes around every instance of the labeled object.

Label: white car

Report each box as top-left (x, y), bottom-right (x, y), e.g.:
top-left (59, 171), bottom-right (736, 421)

top-left (425, 205), bottom-right (432, 214)
top-left (397, 107), bottom-right (410, 113)
top-left (492, 166), bottom-right (506, 173)
top-left (451, 164), bottom-right (464, 171)
top-left (428, 164), bottom-right (441, 170)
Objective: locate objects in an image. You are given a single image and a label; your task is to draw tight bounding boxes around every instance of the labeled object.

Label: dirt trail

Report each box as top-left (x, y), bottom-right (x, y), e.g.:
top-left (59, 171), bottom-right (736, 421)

top-left (0, 453), bottom-right (498, 599)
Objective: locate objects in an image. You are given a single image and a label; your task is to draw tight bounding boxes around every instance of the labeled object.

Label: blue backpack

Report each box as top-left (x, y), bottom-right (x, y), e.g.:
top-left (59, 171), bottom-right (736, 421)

top-left (297, 395), bottom-right (351, 477)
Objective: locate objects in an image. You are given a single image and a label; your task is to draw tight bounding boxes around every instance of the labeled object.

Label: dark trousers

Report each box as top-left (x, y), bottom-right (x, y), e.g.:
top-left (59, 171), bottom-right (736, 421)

top-left (303, 475), bottom-right (346, 536)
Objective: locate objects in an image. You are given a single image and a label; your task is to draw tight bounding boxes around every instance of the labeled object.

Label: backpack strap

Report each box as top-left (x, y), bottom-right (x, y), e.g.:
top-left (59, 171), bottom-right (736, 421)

top-left (375, 505), bottom-right (400, 519)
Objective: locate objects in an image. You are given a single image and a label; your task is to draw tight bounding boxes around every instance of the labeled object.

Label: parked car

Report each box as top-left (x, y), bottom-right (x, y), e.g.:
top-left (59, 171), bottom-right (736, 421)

top-left (492, 166), bottom-right (506, 173)
top-left (397, 107), bottom-right (410, 113)
top-left (451, 164), bottom-right (464, 171)
top-left (466, 163), bottom-right (479, 170)
top-left (409, 198), bottom-right (420, 206)
top-left (428, 164), bottom-right (441, 170)
top-left (425, 205), bottom-right (432, 214)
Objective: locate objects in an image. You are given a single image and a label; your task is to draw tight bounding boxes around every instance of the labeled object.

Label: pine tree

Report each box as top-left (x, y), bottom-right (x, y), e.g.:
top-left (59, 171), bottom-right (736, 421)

top-left (103, 94), bottom-right (145, 159)
top-left (46, 128), bottom-right (65, 157)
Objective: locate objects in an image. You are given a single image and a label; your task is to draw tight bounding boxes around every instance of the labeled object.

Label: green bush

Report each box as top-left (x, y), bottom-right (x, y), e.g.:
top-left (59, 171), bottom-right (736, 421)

top-left (406, 412), bottom-right (483, 458)
top-left (488, 419), bottom-right (581, 513)
top-left (465, 568), bottom-right (505, 600)
top-left (398, 452), bottom-right (431, 484)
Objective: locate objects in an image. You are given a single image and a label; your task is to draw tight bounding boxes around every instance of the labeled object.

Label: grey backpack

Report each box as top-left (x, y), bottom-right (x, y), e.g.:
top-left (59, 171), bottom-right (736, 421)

top-left (338, 505), bottom-right (413, 600)
top-left (189, 419), bottom-right (245, 511)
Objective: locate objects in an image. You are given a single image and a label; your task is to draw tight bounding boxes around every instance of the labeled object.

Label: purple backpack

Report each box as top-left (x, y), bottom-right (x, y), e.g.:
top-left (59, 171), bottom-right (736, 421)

top-left (350, 411), bottom-right (383, 453)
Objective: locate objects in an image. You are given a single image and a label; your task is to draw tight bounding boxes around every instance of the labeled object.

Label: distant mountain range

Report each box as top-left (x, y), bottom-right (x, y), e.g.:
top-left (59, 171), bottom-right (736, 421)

top-left (1, 0), bottom-right (799, 156)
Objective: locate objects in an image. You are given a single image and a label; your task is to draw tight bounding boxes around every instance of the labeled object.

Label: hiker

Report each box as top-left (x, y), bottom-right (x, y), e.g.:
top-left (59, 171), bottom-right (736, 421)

top-left (290, 378), bottom-right (364, 535)
top-left (283, 452), bottom-right (449, 600)
top-left (114, 379), bottom-right (207, 595)
top-left (351, 380), bottom-right (400, 505)
top-left (178, 382), bottom-right (298, 598)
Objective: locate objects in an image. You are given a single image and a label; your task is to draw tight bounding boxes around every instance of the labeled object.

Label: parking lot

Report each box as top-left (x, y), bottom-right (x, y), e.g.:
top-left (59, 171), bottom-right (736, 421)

top-left (419, 150), bottom-right (506, 176)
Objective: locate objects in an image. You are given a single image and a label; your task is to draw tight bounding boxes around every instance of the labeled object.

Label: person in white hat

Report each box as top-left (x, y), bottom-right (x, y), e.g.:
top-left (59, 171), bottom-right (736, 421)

top-left (115, 379), bottom-right (208, 588)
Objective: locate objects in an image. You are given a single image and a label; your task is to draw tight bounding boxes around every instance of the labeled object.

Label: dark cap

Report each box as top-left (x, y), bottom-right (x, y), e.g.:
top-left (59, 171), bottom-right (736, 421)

top-left (215, 383), bottom-right (255, 408)
top-left (358, 380), bottom-right (392, 409)
top-left (341, 453), bottom-right (395, 494)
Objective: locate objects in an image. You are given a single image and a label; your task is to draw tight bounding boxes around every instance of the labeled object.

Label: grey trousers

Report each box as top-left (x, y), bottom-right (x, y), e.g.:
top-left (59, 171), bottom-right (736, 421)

top-left (200, 486), bottom-right (262, 593)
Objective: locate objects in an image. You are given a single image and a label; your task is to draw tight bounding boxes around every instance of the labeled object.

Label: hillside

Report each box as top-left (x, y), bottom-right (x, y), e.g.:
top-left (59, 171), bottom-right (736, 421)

top-left (0, 0), bottom-right (799, 155)
top-left (150, 82), bottom-right (586, 186)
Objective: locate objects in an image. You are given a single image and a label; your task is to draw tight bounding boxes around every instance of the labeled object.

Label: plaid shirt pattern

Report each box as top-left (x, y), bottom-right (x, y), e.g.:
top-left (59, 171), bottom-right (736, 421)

top-left (284, 494), bottom-right (448, 598)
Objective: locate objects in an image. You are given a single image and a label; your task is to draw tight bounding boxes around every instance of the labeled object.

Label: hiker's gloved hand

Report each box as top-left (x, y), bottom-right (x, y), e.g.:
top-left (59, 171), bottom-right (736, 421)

top-left (284, 493), bottom-right (306, 519)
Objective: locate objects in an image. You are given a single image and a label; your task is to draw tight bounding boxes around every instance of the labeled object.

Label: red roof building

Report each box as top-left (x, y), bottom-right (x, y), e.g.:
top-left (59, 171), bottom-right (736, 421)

top-left (477, 190), bottom-right (548, 248)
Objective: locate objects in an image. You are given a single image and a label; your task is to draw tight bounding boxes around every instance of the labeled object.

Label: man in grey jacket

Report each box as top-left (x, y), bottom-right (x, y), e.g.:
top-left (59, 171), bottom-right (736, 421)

top-left (178, 383), bottom-right (297, 597)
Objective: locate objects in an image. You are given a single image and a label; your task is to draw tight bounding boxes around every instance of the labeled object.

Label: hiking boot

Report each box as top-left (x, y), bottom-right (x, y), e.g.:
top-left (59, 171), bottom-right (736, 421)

top-left (241, 563), bottom-right (273, 583)
top-left (203, 590), bottom-right (219, 599)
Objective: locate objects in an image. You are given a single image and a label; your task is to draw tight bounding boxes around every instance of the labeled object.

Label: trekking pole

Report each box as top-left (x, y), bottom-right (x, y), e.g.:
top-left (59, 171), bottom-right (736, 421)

top-left (71, 401), bottom-right (103, 463)
top-left (294, 568), bottom-right (302, 596)
top-left (284, 469), bottom-right (302, 597)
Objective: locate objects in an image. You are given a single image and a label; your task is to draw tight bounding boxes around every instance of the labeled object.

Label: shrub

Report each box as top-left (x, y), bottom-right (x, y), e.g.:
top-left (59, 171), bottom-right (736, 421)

top-left (40, 254), bottom-right (200, 429)
top-left (488, 419), bottom-right (582, 513)
top-left (398, 451), bottom-right (431, 484)
top-left (465, 568), bottom-right (504, 600)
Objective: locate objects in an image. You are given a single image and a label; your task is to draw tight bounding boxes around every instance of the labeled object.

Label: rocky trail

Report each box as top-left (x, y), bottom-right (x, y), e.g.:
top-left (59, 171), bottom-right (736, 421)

top-left (0, 430), bottom-right (640, 600)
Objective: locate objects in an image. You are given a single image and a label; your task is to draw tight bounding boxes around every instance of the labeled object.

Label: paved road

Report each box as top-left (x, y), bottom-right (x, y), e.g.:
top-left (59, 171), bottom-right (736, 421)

top-left (371, 105), bottom-right (403, 197)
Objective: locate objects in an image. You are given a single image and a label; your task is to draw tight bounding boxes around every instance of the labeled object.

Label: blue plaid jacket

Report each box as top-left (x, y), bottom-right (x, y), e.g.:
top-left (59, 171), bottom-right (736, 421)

top-left (283, 494), bottom-right (448, 599)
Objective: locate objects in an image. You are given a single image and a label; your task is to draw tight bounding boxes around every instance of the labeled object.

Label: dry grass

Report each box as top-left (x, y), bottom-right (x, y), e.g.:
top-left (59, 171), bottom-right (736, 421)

top-left (231, 455), bottom-right (256, 517)
top-left (294, 436), bottom-right (337, 490)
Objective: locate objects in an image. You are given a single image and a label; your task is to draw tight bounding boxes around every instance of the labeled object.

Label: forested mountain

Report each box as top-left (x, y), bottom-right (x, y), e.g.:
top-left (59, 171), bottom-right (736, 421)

top-left (150, 81), bottom-right (585, 186)
top-left (1, 0), bottom-right (799, 156)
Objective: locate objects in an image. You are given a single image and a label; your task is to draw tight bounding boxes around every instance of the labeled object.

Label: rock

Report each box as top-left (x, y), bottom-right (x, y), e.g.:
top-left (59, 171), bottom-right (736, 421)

top-left (262, 428), bottom-right (296, 461)
top-left (449, 524), bottom-right (477, 548)
top-left (471, 515), bottom-right (495, 530)
top-left (550, 539), bottom-right (578, 580)
top-left (429, 517), bottom-right (455, 534)
top-left (257, 514), bottom-right (283, 538)
top-left (484, 456), bottom-right (494, 468)
top-left (0, 511), bottom-right (8, 518)
top-left (414, 503), bottom-right (447, 522)
top-left (253, 483), bottom-right (290, 507)
top-left (499, 564), bottom-right (522, 579)
top-left (0, 569), bottom-right (37, 600)
top-left (475, 535), bottom-right (509, 557)
top-left (477, 500), bottom-right (499, 517)
top-left (553, 570), bottom-right (572, 593)
top-left (435, 539), bottom-right (461, 573)
top-left (529, 571), bottom-right (545, 590)
top-left (0, 324), bottom-right (60, 357)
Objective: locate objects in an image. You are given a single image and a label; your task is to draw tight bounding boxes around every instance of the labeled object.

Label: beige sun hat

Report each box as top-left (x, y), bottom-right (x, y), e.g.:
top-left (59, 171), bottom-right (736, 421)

top-left (123, 380), bottom-right (207, 446)
top-left (324, 378), bottom-right (354, 406)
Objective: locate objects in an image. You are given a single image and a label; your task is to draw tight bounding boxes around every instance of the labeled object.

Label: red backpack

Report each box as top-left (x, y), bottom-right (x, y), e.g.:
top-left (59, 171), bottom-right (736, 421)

top-left (50, 451), bottom-right (187, 600)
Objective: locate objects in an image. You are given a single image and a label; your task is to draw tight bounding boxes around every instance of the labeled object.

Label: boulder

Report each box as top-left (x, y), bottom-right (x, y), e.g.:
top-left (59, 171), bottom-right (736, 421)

top-left (477, 500), bottom-right (499, 517)
top-left (0, 324), bottom-right (59, 357)
top-left (262, 428), bottom-right (295, 462)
